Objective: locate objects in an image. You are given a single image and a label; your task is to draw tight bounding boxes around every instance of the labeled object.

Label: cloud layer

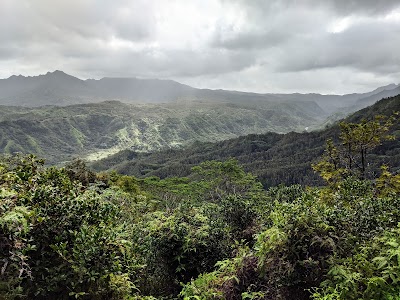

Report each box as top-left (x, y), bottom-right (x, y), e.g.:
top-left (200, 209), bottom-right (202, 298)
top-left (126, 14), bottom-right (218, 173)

top-left (0, 0), bottom-right (399, 94)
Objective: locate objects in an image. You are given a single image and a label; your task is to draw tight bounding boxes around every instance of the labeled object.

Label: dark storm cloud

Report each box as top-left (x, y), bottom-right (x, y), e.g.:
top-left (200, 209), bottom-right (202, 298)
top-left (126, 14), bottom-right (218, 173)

top-left (0, 0), bottom-right (399, 93)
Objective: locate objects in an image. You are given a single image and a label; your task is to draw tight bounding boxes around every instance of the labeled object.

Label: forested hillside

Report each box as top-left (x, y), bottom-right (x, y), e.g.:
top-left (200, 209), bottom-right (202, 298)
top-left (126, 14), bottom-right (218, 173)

top-left (0, 99), bottom-right (324, 164)
top-left (2, 112), bottom-right (399, 299)
top-left (93, 95), bottom-right (400, 187)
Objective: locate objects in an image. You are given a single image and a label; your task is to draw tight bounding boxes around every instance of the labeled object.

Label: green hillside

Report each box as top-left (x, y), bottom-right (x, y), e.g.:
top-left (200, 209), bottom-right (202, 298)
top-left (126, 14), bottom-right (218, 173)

top-left (0, 99), bottom-right (326, 164)
top-left (93, 95), bottom-right (400, 187)
top-left (2, 84), bottom-right (399, 300)
top-left (2, 128), bottom-right (400, 299)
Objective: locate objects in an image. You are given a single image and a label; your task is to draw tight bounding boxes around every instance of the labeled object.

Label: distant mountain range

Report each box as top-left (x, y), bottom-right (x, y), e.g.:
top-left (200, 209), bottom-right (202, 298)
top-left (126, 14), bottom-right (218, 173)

top-left (1, 70), bottom-right (399, 115)
top-left (0, 71), bottom-right (399, 165)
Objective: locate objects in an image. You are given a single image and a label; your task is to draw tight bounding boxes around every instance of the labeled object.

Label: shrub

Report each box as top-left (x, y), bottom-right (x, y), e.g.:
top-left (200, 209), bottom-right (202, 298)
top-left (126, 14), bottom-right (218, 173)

top-left (134, 206), bottom-right (230, 296)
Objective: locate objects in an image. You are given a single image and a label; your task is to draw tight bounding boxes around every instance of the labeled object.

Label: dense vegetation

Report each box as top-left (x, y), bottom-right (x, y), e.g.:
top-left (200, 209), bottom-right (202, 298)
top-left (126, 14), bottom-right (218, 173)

top-left (0, 99), bottom-right (325, 164)
top-left (1, 106), bottom-right (399, 299)
top-left (93, 95), bottom-right (400, 187)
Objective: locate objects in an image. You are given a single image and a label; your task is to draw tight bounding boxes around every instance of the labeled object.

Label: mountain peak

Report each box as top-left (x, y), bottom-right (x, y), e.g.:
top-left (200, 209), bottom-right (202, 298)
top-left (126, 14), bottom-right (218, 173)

top-left (42, 70), bottom-right (83, 84)
top-left (8, 74), bottom-right (24, 80)
top-left (46, 70), bottom-right (69, 76)
top-left (370, 83), bottom-right (398, 93)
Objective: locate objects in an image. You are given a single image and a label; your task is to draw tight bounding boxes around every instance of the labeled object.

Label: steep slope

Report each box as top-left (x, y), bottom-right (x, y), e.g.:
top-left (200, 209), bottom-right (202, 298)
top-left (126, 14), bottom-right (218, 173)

top-left (0, 99), bottom-right (324, 164)
top-left (0, 71), bottom-right (95, 106)
top-left (92, 95), bottom-right (400, 187)
top-left (353, 85), bottom-right (400, 109)
top-left (287, 83), bottom-right (400, 114)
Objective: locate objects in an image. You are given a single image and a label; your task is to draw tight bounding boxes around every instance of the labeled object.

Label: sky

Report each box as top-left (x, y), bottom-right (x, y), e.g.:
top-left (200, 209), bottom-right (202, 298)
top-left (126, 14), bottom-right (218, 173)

top-left (0, 0), bottom-right (400, 94)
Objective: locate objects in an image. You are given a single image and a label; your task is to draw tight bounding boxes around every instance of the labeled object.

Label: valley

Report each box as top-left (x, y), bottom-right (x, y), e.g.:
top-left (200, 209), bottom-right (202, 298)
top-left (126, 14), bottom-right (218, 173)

top-left (92, 95), bottom-right (400, 187)
top-left (0, 72), bottom-right (399, 300)
top-left (0, 99), bottom-right (326, 164)
top-left (3, 95), bottom-right (399, 300)
top-left (0, 71), bottom-right (399, 166)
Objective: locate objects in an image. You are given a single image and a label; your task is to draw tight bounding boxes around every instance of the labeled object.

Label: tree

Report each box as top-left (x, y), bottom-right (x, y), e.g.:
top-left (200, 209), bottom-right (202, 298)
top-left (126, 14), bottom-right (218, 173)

top-left (64, 158), bottom-right (96, 186)
top-left (339, 115), bottom-right (396, 179)
top-left (313, 114), bottom-right (397, 183)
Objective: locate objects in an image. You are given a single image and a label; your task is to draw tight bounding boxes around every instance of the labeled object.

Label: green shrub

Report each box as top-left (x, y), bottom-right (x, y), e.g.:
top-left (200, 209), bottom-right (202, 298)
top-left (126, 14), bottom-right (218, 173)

top-left (0, 155), bottom-right (140, 299)
top-left (134, 206), bottom-right (230, 296)
top-left (312, 224), bottom-right (400, 300)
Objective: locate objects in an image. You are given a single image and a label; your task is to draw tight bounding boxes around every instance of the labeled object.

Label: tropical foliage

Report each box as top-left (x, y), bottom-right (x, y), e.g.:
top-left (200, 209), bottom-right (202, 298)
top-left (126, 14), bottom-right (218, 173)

top-left (1, 105), bottom-right (399, 299)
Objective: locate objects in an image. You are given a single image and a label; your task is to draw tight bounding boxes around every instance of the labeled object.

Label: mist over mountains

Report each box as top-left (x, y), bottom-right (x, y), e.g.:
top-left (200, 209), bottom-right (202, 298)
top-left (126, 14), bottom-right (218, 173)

top-left (1, 70), bottom-right (399, 116)
top-left (0, 70), bottom-right (399, 165)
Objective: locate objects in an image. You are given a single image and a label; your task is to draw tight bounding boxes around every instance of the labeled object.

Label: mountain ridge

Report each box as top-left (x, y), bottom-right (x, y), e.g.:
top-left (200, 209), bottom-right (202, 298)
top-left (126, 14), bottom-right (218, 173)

top-left (91, 94), bottom-right (400, 187)
top-left (0, 70), bottom-right (399, 115)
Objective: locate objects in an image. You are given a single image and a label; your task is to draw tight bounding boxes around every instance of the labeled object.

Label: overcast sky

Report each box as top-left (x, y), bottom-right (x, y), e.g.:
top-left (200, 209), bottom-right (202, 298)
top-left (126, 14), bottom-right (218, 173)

top-left (1, 0), bottom-right (400, 94)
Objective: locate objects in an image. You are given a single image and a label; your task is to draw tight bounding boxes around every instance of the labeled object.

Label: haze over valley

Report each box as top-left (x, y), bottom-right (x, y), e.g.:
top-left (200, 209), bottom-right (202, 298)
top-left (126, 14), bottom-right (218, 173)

top-left (1, 70), bottom-right (399, 114)
top-left (0, 70), bottom-right (399, 164)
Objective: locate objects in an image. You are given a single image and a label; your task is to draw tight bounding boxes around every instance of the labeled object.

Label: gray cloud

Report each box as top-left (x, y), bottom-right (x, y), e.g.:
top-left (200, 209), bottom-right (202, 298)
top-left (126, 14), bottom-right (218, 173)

top-left (324, 0), bottom-right (400, 15)
top-left (276, 21), bottom-right (400, 74)
top-left (76, 47), bottom-right (256, 79)
top-left (0, 0), bottom-right (399, 94)
top-left (211, 27), bottom-right (290, 51)
top-left (233, 0), bottom-right (400, 17)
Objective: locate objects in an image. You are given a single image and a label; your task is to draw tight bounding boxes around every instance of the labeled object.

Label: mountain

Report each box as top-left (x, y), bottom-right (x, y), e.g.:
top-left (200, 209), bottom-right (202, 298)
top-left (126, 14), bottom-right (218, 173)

top-left (1, 71), bottom-right (398, 166)
top-left (0, 70), bottom-right (197, 106)
top-left (353, 85), bottom-right (400, 109)
top-left (0, 71), bottom-right (398, 116)
top-left (0, 99), bottom-right (326, 164)
top-left (92, 95), bottom-right (400, 187)
top-left (0, 71), bottom-right (93, 106)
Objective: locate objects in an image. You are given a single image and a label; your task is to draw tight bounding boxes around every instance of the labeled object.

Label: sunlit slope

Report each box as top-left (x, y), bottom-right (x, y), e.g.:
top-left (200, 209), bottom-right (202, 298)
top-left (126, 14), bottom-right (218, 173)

top-left (0, 99), bottom-right (324, 164)
top-left (92, 95), bottom-right (400, 187)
